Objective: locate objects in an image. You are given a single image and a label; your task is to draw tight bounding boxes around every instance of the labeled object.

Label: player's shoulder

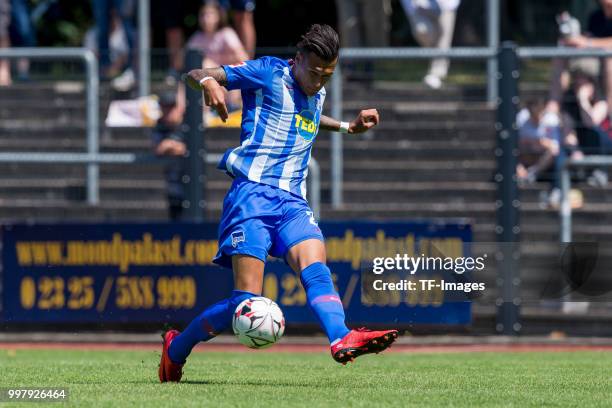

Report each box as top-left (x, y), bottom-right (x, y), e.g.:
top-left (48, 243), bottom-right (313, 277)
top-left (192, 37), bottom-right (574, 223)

top-left (232, 56), bottom-right (287, 76)
top-left (257, 56), bottom-right (289, 70)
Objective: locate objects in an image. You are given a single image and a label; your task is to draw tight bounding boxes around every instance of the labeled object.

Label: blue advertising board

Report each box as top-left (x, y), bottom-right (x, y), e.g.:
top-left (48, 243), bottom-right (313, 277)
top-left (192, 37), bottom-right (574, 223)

top-left (0, 221), bottom-right (472, 326)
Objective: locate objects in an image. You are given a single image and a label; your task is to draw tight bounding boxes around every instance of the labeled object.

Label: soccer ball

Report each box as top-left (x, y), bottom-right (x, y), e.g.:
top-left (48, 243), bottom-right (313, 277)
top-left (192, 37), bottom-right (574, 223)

top-left (232, 296), bottom-right (285, 349)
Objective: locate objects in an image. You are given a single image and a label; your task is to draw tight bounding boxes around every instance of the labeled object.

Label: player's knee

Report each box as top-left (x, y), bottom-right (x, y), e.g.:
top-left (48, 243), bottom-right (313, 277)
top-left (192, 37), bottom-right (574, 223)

top-left (288, 239), bottom-right (327, 271)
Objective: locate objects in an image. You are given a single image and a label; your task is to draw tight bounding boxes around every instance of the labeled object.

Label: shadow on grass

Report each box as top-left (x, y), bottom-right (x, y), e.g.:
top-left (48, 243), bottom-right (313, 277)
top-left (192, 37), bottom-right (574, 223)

top-left (179, 379), bottom-right (331, 388)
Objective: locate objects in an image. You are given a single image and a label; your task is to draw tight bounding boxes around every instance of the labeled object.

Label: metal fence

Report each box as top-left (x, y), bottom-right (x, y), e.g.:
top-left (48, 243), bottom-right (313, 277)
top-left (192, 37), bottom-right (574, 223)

top-left (330, 47), bottom-right (498, 208)
top-left (0, 47), bottom-right (100, 204)
top-left (559, 157), bottom-right (612, 242)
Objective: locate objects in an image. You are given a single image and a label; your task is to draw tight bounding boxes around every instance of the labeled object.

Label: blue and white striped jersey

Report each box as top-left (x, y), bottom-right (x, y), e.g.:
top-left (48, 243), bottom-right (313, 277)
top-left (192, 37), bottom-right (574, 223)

top-left (218, 56), bottom-right (326, 199)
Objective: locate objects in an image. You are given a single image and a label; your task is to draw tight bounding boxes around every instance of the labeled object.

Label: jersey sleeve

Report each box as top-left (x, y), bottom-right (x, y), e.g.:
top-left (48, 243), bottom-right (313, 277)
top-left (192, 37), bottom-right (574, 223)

top-left (223, 57), bottom-right (271, 91)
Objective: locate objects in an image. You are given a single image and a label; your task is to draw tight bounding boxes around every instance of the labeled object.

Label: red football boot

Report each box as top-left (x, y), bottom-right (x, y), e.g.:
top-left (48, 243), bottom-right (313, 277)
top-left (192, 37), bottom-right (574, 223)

top-left (331, 328), bottom-right (399, 364)
top-left (159, 329), bottom-right (184, 382)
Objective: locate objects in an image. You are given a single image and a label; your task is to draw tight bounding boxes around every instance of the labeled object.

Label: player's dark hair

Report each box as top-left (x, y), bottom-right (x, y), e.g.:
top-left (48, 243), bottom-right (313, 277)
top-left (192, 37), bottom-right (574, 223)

top-left (297, 24), bottom-right (340, 62)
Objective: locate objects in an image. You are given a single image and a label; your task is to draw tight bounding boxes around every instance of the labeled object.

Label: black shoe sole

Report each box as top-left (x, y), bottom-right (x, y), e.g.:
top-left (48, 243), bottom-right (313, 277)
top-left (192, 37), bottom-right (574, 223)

top-left (333, 331), bottom-right (399, 364)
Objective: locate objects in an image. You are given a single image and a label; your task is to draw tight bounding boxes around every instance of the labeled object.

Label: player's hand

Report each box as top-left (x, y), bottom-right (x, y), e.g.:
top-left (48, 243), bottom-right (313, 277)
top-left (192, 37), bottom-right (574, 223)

top-left (202, 81), bottom-right (229, 122)
top-left (349, 109), bottom-right (380, 134)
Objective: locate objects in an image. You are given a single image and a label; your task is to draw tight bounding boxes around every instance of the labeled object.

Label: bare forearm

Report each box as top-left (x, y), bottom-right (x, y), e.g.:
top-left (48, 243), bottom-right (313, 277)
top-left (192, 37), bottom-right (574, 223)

top-left (589, 37), bottom-right (612, 49)
top-left (321, 109), bottom-right (380, 134)
top-left (183, 67), bottom-right (227, 90)
top-left (319, 115), bottom-right (343, 132)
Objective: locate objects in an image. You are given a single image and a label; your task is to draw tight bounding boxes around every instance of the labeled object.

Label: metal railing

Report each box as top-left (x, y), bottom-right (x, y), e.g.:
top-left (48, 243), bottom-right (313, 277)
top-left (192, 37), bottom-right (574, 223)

top-left (560, 157), bottom-right (612, 243)
top-left (330, 47), bottom-right (498, 208)
top-left (0, 47), bottom-right (100, 204)
top-left (137, 0), bottom-right (150, 97)
top-left (0, 153), bottom-right (322, 221)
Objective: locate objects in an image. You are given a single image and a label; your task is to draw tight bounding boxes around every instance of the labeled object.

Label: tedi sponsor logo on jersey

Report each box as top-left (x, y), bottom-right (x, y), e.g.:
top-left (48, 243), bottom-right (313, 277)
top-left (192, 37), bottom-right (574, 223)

top-left (295, 109), bottom-right (318, 141)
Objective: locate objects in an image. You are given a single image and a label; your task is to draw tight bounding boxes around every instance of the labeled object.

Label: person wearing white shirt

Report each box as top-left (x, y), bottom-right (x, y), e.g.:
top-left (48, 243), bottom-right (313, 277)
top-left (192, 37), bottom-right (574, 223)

top-left (401, 0), bottom-right (460, 89)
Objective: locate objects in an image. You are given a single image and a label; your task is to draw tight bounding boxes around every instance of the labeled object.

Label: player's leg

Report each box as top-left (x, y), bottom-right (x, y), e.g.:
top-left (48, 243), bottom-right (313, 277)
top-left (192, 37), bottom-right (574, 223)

top-left (285, 239), bottom-right (350, 344)
top-left (285, 238), bottom-right (398, 364)
top-left (276, 200), bottom-right (398, 364)
top-left (286, 238), bottom-right (349, 343)
top-left (167, 255), bottom-right (262, 364)
top-left (161, 179), bottom-right (275, 381)
top-left (159, 256), bottom-right (262, 382)
top-left (233, 254), bottom-right (265, 293)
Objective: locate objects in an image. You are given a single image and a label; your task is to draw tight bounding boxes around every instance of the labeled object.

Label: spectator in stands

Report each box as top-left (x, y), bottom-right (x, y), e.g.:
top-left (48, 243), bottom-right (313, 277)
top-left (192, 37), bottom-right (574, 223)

top-left (186, 0), bottom-right (248, 115)
top-left (563, 68), bottom-right (612, 186)
top-left (550, 1), bottom-right (612, 116)
top-left (517, 98), bottom-right (583, 207)
top-left (219, 0), bottom-right (255, 59)
top-left (335, 0), bottom-right (391, 48)
top-left (0, 0), bottom-right (10, 86)
top-left (517, 99), bottom-right (561, 186)
top-left (151, 0), bottom-right (185, 84)
top-left (400, 0), bottom-right (460, 89)
top-left (152, 90), bottom-right (187, 221)
top-left (9, 0), bottom-right (36, 80)
top-left (92, 0), bottom-right (136, 91)
top-left (187, 0), bottom-right (248, 68)
top-left (84, 10), bottom-right (129, 82)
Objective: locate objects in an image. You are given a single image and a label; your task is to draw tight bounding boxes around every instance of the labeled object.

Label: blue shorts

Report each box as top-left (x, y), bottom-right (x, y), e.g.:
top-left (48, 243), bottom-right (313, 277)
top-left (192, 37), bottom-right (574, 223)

top-left (213, 178), bottom-right (324, 269)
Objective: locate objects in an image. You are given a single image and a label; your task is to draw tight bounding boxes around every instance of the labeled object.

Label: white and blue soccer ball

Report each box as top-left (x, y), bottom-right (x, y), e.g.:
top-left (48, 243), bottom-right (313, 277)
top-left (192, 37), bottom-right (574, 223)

top-left (232, 296), bottom-right (285, 349)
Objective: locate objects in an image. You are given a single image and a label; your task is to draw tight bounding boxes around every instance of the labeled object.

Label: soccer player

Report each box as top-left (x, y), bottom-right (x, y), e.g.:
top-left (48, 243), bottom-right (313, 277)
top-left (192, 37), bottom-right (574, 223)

top-left (159, 24), bottom-right (398, 382)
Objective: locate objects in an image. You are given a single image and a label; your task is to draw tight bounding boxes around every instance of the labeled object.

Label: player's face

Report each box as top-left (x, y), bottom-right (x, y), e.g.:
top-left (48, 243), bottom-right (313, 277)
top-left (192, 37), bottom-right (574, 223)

top-left (294, 52), bottom-right (337, 96)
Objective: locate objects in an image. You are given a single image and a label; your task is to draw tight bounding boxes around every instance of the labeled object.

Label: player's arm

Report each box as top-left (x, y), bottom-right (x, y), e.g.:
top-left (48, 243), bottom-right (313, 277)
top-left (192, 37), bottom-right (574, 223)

top-left (183, 67), bottom-right (229, 122)
top-left (320, 109), bottom-right (380, 134)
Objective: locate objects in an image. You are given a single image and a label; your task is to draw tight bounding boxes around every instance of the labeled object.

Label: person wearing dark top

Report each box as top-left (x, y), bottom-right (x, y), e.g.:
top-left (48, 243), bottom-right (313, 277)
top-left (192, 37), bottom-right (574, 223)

top-left (562, 0), bottom-right (612, 115)
top-left (563, 69), bottom-right (612, 186)
top-left (151, 91), bottom-right (187, 220)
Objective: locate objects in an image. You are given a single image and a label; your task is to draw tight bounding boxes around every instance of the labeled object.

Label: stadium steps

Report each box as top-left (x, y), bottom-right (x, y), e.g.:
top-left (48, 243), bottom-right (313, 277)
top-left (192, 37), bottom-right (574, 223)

top-left (2, 80), bottom-right (612, 334)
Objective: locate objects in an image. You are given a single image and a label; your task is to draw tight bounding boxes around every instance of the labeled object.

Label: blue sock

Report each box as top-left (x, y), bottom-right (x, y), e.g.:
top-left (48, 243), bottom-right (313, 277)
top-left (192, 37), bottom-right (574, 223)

top-left (300, 262), bottom-right (350, 344)
top-left (168, 289), bottom-right (255, 363)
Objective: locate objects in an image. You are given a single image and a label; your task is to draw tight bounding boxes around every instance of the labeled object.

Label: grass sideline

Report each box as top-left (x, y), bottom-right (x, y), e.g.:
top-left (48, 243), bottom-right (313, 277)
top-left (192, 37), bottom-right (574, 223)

top-left (1, 349), bottom-right (610, 407)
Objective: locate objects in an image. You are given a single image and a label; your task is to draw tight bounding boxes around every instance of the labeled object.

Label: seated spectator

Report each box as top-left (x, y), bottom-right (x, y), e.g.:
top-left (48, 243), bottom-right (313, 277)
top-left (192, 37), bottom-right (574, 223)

top-left (550, 1), bottom-right (612, 116)
top-left (0, 0), bottom-right (10, 86)
top-left (517, 99), bottom-right (560, 185)
top-left (151, 90), bottom-right (187, 221)
top-left (400, 0), bottom-right (460, 89)
top-left (517, 98), bottom-right (583, 208)
top-left (186, 0), bottom-right (248, 119)
top-left (562, 69), bottom-right (612, 186)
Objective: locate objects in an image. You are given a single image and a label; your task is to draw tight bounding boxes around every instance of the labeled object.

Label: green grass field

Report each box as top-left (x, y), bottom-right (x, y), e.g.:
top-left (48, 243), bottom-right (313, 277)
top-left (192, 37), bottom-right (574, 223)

top-left (1, 349), bottom-right (611, 407)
